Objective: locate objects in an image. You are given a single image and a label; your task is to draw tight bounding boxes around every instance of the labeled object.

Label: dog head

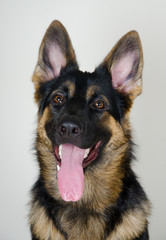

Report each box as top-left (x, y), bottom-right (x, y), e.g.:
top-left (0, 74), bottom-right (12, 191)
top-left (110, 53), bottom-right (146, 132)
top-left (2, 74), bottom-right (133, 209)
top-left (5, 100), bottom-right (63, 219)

top-left (32, 20), bottom-right (143, 202)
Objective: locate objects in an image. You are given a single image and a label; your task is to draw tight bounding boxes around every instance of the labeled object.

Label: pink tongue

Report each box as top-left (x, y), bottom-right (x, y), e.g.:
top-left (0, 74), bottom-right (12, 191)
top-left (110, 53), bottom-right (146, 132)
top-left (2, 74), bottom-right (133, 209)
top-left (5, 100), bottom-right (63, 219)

top-left (57, 144), bottom-right (86, 202)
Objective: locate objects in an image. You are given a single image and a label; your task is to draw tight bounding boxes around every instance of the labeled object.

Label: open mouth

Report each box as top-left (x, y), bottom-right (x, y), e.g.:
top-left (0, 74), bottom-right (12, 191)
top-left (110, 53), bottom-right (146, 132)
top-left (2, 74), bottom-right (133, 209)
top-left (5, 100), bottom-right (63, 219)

top-left (54, 141), bottom-right (102, 169)
top-left (54, 141), bottom-right (102, 202)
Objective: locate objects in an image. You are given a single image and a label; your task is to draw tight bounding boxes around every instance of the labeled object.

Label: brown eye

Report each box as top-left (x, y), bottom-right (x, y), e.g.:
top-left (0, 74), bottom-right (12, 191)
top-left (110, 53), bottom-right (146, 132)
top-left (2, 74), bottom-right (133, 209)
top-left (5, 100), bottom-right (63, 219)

top-left (94, 100), bottom-right (104, 109)
top-left (53, 94), bottom-right (65, 105)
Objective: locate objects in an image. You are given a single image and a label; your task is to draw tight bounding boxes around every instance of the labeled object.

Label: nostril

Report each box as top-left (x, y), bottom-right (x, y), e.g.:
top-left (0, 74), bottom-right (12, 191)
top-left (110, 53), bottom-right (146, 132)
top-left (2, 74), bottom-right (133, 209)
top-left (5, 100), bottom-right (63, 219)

top-left (60, 125), bottom-right (67, 135)
top-left (72, 127), bottom-right (80, 135)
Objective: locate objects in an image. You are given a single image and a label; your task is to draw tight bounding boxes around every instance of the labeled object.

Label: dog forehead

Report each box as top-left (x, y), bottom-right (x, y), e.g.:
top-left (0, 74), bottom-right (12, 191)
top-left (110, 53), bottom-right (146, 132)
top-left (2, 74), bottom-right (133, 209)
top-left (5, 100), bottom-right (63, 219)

top-left (71, 70), bottom-right (111, 94)
top-left (53, 69), bottom-right (113, 102)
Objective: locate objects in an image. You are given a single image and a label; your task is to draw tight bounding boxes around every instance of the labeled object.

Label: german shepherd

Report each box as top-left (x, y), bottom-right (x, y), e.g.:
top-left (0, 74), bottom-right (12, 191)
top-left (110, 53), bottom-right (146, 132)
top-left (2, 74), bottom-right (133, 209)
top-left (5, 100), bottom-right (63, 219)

top-left (29, 20), bottom-right (150, 240)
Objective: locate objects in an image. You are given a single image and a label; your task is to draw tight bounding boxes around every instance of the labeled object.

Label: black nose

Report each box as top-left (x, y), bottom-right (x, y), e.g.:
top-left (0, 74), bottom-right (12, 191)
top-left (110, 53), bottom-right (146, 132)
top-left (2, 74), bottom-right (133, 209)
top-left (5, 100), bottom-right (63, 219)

top-left (59, 122), bottom-right (81, 137)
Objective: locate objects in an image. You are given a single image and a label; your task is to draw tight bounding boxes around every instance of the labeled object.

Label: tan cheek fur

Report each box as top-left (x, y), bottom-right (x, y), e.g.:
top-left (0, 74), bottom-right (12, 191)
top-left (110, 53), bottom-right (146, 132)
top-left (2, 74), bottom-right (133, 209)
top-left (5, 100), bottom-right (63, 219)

top-left (78, 115), bottom-right (130, 209)
top-left (37, 107), bottom-right (52, 150)
top-left (105, 114), bottom-right (130, 149)
top-left (37, 107), bottom-right (62, 200)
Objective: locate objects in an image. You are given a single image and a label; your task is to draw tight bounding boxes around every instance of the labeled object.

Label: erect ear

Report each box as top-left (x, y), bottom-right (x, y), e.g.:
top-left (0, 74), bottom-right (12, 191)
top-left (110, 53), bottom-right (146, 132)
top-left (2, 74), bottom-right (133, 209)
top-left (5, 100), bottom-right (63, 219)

top-left (32, 20), bottom-right (78, 94)
top-left (101, 31), bottom-right (143, 100)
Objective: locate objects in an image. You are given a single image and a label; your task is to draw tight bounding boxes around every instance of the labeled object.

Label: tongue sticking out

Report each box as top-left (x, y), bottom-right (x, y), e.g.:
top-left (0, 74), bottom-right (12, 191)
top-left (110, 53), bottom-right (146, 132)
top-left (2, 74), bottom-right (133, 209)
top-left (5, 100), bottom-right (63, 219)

top-left (57, 144), bottom-right (86, 202)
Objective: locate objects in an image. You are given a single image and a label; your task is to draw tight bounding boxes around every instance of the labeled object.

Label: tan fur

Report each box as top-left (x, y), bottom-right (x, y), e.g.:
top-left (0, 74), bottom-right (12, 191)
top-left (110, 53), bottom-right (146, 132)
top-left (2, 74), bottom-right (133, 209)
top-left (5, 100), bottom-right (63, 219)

top-left (37, 138), bottom-right (60, 199)
top-left (62, 80), bottom-right (75, 98)
top-left (106, 115), bottom-right (130, 148)
top-left (37, 108), bottom-right (62, 200)
top-left (86, 86), bottom-right (110, 109)
top-left (107, 201), bottom-right (150, 240)
top-left (55, 209), bottom-right (106, 240)
top-left (29, 202), bottom-right (65, 240)
top-left (53, 80), bottom-right (75, 99)
top-left (49, 80), bottom-right (75, 100)
top-left (82, 149), bottom-right (125, 208)
top-left (29, 200), bottom-right (150, 240)
top-left (37, 107), bottom-right (52, 150)
top-left (86, 85), bottom-right (100, 100)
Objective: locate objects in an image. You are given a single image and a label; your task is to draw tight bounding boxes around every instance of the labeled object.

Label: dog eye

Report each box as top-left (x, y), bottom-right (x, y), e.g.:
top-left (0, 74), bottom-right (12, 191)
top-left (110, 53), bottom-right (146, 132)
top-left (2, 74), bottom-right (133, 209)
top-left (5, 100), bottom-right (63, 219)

top-left (95, 100), bottom-right (104, 109)
top-left (53, 94), bottom-right (65, 105)
top-left (92, 100), bottom-right (106, 110)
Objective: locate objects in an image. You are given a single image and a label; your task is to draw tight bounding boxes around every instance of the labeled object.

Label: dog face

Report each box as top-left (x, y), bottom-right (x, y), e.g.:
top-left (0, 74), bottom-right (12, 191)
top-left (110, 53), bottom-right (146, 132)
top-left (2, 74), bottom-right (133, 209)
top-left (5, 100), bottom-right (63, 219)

top-left (41, 70), bottom-right (112, 149)
top-left (33, 20), bottom-right (143, 203)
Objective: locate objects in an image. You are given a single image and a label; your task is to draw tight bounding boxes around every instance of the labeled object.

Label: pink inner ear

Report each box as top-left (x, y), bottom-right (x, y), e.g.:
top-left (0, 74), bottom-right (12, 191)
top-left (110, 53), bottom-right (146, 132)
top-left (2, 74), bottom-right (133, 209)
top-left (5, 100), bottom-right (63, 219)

top-left (111, 52), bottom-right (136, 89)
top-left (48, 43), bottom-right (66, 78)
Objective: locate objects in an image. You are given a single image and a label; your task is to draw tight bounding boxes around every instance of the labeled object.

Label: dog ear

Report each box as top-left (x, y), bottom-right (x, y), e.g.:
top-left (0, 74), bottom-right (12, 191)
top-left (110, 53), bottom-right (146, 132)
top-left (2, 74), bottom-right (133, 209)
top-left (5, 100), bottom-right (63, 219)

top-left (32, 20), bottom-right (77, 92)
top-left (100, 31), bottom-right (143, 100)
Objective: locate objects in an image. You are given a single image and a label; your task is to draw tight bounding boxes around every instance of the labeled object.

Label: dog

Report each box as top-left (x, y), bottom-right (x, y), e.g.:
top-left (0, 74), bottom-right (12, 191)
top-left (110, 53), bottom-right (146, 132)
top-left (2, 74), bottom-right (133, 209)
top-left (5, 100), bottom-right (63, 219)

top-left (29, 20), bottom-right (150, 240)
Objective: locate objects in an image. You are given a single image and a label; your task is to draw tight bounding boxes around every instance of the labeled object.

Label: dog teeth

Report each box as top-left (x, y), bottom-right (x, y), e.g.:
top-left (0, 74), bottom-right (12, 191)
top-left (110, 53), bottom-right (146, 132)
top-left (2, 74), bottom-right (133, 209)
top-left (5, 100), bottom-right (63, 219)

top-left (57, 165), bottom-right (60, 171)
top-left (84, 148), bottom-right (90, 159)
top-left (58, 145), bottom-right (90, 160)
top-left (59, 145), bottom-right (62, 159)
